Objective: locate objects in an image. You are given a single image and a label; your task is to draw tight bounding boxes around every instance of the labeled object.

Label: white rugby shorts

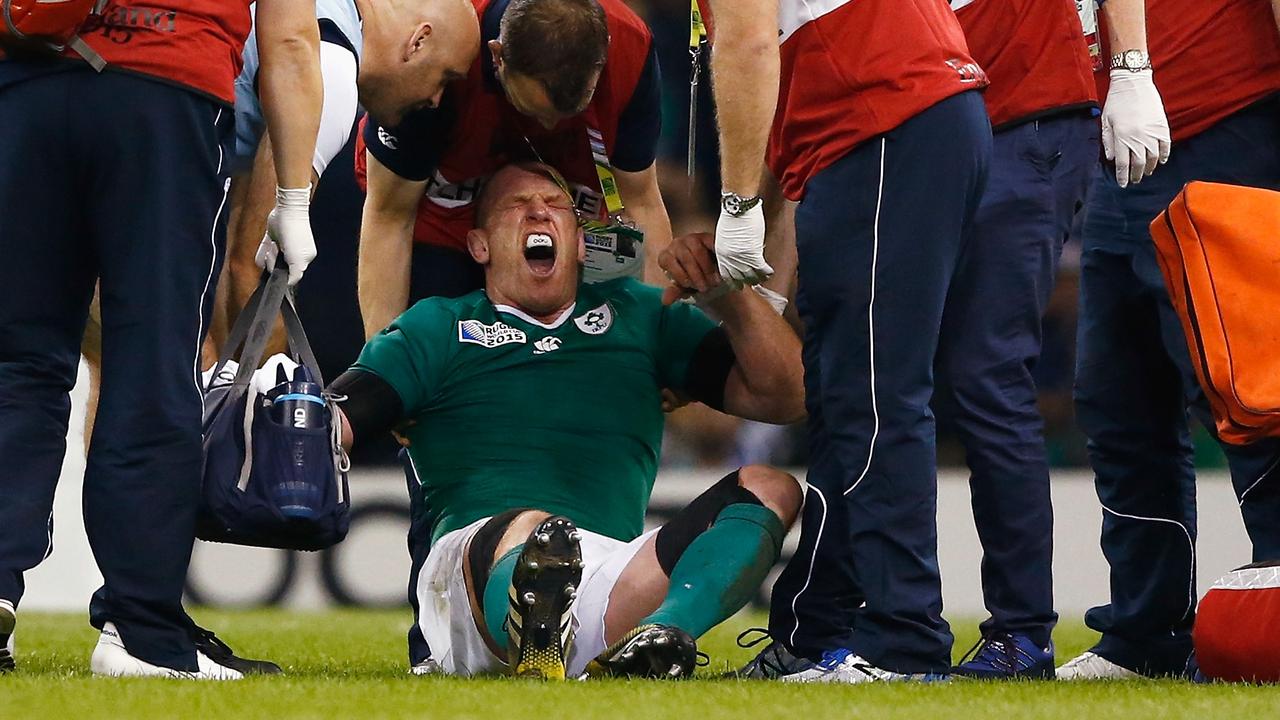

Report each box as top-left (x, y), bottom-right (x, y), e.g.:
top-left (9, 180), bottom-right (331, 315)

top-left (416, 516), bottom-right (658, 676)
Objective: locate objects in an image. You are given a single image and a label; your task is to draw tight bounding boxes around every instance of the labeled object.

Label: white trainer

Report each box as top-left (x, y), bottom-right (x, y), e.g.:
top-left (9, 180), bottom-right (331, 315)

top-left (1056, 651), bottom-right (1141, 680)
top-left (0, 598), bottom-right (15, 672)
top-left (90, 622), bottom-right (243, 680)
top-left (781, 649), bottom-right (949, 684)
top-left (409, 658), bottom-right (444, 676)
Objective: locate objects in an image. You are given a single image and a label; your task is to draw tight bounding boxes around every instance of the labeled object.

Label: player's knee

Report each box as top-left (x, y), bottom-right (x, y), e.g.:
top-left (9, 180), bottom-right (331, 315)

top-left (737, 465), bottom-right (802, 527)
top-left (493, 509), bottom-right (553, 563)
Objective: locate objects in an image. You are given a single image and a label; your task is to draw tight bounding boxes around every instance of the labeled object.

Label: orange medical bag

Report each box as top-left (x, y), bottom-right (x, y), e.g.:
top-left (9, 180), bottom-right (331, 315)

top-left (1150, 181), bottom-right (1280, 445)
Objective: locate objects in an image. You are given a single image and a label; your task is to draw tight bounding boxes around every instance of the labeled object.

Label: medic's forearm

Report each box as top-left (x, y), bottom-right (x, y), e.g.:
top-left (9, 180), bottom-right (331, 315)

top-left (1101, 0), bottom-right (1149, 54)
top-left (705, 0), bottom-right (780, 197)
top-left (256, 0), bottom-right (323, 190)
top-left (614, 165), bottom-right (674, 286)
top-left (358, 152), bottom-right (424, 339)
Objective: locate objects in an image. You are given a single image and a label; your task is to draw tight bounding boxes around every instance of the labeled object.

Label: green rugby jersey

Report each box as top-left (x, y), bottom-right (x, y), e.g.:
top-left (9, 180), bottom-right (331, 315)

top-left (353, 278), bottom-right (718, 543)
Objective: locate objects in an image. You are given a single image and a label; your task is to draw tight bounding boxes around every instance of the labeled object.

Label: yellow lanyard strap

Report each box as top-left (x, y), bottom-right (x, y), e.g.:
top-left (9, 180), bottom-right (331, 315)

top-left (690, 0), bottom-right (707, 50)
top-left (688, 0), bottom-right (708, 180)
top-left (587, 126), bottom-right (625, 218)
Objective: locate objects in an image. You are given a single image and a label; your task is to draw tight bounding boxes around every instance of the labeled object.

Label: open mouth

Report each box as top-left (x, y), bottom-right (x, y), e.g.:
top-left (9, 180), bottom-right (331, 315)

top-left (524, 232), bottom-right (556, 277)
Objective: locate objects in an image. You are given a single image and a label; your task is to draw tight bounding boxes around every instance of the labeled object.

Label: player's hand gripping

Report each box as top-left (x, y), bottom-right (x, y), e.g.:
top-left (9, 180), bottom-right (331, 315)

top-left (256, 184), bottom-right (317, 285)
top-left (715, 202), bottom-right (772, 286)
top-left (1102, 69), bottom-right (1171, 188)
top-left (660, 232), bottom-right (727, 304)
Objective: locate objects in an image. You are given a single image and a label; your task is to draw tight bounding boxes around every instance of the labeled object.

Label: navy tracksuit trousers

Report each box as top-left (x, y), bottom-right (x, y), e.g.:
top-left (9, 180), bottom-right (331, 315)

top-left (768, 91), bottom-right (992, 673)
top-left (0, 69), bottom-right (231, 671)
top-left (934, 111), bottom-right (1099, 648)
top-left (1075, 95), bottom-right (1280, 676)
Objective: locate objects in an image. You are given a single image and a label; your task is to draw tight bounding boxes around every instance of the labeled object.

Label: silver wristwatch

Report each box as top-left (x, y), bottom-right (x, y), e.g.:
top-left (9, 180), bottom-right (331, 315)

top-left (720, 191), bottom-right (762, 217)
top-left (1109, 49), bottom-right (1152, 72)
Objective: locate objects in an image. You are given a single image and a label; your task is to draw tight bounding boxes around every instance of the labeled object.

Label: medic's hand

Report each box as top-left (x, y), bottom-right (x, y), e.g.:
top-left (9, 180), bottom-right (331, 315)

top-left (257, 185), bottom-right (317, 285)
top-left (714, 203), bottom-right (772, 286)
top-left (1101, 69), bottom-right (1171, 188)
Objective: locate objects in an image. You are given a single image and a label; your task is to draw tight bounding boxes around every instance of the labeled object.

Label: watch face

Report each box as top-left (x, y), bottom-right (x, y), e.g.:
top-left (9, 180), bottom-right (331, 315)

top-left (723, 195), bottom-right (741, 215)
top-left (1123, 49), bottom-right (1146, 69)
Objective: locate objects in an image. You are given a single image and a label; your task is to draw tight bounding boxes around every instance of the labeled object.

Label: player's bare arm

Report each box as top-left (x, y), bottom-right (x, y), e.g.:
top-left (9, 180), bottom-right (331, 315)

top-left (612, 164), bottom-right (674, 286)
top-left (658, 233), bottom-right (804, 425)
top-left (358, 151), bottom-right (427, 339)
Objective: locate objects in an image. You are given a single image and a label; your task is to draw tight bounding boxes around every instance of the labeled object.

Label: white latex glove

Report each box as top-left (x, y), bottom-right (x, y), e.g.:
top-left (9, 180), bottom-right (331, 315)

top-left (257, 185), bottom-right (316, 285)
top-left (715, 203), bottom-right (773, 286)
top-left (1102, 69), bottom-right (1171, 188)
top-left (252, 353), bottom-right (302, 397)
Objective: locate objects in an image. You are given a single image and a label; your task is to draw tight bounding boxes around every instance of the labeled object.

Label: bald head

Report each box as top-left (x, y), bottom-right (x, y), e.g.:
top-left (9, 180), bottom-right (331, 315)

top-left (355, 0), bottom-right (480, 126)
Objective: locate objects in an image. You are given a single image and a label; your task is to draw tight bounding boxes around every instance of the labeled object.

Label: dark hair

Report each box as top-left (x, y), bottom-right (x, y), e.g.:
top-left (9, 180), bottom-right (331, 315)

top-left (474, 162), bottom-right (575, 228)
top-left (499, 0), bottom-right (609, 115)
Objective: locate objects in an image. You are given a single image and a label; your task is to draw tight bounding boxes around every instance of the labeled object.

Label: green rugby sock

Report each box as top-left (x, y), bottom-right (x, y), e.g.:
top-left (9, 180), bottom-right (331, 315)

top-left (641, 503), bottom-right (785, 639)
top-left (483, 546), bottom-right (522, 654)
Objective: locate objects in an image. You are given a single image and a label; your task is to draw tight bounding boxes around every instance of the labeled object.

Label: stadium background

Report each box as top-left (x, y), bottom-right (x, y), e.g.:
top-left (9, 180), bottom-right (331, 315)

top-left (22, 0), bottom-right (1250, 617)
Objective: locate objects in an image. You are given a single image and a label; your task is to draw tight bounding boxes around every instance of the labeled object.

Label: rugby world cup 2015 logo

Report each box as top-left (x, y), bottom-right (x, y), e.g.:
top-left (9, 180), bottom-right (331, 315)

top-left (457, 320), bottom-right (527, 348)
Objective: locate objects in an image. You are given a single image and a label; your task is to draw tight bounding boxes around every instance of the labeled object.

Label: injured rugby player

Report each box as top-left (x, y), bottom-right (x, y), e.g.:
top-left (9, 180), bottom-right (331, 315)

top-left (326, 162), bottom-right (806, 679)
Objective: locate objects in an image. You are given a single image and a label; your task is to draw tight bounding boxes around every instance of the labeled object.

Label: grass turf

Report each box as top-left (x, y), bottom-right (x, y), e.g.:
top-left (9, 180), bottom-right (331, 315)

top-left (2, 609), bottom-right (1273, 719)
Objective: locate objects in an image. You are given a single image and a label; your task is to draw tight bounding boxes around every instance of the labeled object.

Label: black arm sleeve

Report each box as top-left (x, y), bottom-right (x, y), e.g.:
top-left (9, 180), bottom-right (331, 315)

top-left (327, 370), bottom-right (405, 450)
top-left (682, 327), bottom-right (736, 412)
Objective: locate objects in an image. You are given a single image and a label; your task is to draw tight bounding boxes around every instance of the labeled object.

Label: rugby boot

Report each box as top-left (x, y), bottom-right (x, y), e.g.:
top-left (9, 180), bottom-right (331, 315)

top-left (952, 632), bottom-right (1055, 679)
top-left (0, 599), bottom-right (15, 672)
top-left (507, 515), bottom-right (583, 680)
top-left (587, 624), bottom-right (699, 679)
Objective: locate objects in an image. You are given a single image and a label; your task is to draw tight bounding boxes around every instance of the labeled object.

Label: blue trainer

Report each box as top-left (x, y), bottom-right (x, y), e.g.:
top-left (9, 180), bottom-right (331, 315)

top-left (953, 632), bottom-right (1055, 679)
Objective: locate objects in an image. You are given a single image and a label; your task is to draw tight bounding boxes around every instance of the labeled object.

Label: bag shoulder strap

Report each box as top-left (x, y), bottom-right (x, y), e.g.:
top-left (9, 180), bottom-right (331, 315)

top-left (280, 292), bottom-right (324, 387)
top-left (210, 266), bottom-right (290, 401)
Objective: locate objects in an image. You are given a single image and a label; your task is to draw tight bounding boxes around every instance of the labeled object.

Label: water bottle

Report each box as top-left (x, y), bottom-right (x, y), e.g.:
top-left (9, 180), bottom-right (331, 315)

top-left (265, 367), bottom-right (326, 519)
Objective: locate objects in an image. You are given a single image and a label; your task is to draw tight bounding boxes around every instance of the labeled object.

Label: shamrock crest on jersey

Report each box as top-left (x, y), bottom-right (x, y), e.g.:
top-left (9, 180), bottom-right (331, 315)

top-left (574, 304), bottom-right (614, 335)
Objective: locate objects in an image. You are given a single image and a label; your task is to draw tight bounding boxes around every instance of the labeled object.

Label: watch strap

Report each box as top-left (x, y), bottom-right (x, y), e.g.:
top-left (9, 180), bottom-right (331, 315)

top-left (1109, 50), bottom-right (1152, 72)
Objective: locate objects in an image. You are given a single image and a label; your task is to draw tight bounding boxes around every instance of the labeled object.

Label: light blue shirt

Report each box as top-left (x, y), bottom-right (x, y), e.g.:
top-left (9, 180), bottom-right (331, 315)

top-left (233, 0), bottom-right (363, 173)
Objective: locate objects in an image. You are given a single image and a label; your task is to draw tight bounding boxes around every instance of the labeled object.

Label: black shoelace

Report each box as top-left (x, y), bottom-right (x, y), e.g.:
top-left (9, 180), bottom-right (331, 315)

top-left (958, 632), bottom-right (1036, 673)
top-left (734, 627), bottom-right (791, 678)
top-left (189, 624), bottom-right (235, 660)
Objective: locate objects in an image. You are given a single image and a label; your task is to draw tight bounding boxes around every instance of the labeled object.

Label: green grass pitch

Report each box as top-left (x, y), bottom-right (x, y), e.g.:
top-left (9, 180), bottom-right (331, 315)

top-left (3, 609), bottom-right (1275, 719)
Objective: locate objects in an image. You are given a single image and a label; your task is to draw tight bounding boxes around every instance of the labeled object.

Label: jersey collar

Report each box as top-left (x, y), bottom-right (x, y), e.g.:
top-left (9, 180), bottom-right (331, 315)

top-left (493, 302), bottom-right (577, 330)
